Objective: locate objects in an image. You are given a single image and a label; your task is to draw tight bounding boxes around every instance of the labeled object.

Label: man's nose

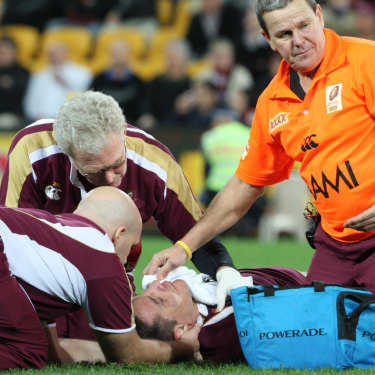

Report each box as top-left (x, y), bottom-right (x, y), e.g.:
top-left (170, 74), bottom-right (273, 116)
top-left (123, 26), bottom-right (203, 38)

top-left (103, 169), bottom-right (117, 185)
top-left (292, 30), bottom-right (305, 46)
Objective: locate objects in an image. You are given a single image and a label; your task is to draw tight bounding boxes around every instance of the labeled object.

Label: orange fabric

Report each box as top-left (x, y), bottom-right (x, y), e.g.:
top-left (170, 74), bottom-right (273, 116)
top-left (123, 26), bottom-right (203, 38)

top-left (236, 29), bottom-right (375, 243)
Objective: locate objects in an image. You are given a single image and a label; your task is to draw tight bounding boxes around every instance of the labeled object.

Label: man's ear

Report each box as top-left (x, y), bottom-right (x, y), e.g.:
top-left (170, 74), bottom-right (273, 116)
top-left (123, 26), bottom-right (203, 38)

top-left (111, 226), bottom-right (126, 246)
top-left (261, 29), bottom-right (277, 52)
top-left (173, 323), bottom-right (193, 340)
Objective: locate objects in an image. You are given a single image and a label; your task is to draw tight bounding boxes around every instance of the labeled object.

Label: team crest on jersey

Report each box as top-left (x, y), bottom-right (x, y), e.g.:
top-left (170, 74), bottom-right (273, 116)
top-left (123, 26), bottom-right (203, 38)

top-left (326, 84), bottom-right (343, 114)
top-left (127, 190), bottom-right (137, 202)
top-left (269, 112), bottom-right (288, 132)
top-left (45, 182), bottom-right (62, 200)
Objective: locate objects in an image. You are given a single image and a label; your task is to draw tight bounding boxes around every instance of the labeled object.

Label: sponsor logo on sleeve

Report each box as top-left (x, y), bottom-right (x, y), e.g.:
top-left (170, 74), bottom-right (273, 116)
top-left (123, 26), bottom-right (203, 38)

top-left (326, 84), bottom-right (343, 114)
top-left (269, 112), bottom-right (289, 132)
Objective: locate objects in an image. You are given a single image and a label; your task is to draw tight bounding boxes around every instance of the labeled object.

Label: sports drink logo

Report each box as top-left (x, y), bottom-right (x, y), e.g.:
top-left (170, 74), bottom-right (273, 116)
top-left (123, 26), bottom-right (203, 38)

top-left (258, 328), bottom-right (327, 340)
top-left (269, 112), bottom-right (288, 132)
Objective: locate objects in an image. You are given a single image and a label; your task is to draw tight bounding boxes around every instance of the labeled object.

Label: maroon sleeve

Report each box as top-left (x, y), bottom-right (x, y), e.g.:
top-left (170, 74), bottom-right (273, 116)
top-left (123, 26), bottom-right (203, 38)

top-left (86, 274), bottom-right (134, 332)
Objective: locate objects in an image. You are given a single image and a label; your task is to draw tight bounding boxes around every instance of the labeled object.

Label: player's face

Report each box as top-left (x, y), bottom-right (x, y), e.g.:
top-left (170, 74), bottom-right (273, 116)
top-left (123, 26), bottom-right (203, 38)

top-left (133, 280), bottom-right (199, 325)
top-left (73, 134), bottom-right (127, 187)
top-left (262, 0), bottom-right (325, 77)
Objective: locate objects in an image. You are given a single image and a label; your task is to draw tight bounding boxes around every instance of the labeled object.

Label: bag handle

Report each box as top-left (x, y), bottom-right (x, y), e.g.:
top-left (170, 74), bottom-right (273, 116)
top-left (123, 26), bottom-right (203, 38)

top-left (337, 292), bottom-right (375, 340)
top-left (262, 281), bottom-right (326, 297)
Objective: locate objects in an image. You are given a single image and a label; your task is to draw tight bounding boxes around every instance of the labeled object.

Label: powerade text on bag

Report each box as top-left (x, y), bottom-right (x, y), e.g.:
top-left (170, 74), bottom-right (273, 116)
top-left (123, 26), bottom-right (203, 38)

top-left (230, 282), bottom-right (375, 370)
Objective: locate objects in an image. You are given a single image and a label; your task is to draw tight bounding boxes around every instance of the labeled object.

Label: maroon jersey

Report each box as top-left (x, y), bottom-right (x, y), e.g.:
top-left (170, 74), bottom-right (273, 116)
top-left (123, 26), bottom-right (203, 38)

top-left (0, 120), bottom-right (202, 243)
top-left (0, 205), bottom-right (134, 334)
top-left (199, 267), bottom-right (307, 361)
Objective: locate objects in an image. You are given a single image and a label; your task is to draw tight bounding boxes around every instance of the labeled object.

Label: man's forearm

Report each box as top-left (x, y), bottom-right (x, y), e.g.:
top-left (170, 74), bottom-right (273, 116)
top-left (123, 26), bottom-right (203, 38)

top-left (96, 329), bottom-right (197, 364)
top-left (182, 175), bottom-right (264, 253)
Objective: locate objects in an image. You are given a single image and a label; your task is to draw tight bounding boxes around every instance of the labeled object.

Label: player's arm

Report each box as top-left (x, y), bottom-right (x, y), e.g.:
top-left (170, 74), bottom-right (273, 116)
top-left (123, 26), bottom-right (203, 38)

top-left (344, 204), bottom-right (375, 232)
top-left (95, 325), bottom-right (200, 363)
top-left (58, 338), bottom-right (106, 363)
top-left (44, 325), bottom-right (74, 364)
top-left (144, 175), bottom-right (264, 278)
top-left (151, 146), bottom-right (236, 278)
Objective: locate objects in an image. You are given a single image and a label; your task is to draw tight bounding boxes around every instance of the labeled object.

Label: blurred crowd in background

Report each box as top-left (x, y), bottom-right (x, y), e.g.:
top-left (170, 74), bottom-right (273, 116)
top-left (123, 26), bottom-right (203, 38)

top-left (0, 0), bottom-right (374, 237)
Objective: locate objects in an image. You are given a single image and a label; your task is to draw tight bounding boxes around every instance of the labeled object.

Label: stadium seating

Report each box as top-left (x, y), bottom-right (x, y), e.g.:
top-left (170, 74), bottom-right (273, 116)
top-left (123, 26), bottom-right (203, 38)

top-left (0, 24), bottom-right (40, 68)
top-left (31, 26), bottom-right (93, 71)
top-left (89, 27), bottom-right (147, 74)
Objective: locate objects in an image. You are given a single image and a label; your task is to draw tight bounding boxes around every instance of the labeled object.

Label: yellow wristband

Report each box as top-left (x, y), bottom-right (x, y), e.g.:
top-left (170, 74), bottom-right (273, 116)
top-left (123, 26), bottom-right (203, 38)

top-left (176, 240), bottom-right (192, 260)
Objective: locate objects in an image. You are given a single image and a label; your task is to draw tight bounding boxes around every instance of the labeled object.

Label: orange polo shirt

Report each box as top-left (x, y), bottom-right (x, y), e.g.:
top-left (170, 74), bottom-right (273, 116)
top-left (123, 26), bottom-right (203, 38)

top-left (236, 29), bottom-right (375, 243)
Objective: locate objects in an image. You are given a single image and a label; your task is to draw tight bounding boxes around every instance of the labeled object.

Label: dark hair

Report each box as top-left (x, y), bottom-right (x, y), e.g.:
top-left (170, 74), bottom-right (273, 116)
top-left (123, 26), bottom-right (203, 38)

top-left (135, 314), bottom-right (176, 341)
top-left (256, 0), bottom-right (317, 35)
top-left (0, 36), bottom-right (17, 49)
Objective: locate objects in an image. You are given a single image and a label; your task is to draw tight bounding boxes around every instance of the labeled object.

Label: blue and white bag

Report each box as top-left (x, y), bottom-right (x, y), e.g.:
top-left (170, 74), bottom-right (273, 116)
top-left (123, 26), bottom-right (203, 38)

top-left (230, 282), bottom-right (375, 370)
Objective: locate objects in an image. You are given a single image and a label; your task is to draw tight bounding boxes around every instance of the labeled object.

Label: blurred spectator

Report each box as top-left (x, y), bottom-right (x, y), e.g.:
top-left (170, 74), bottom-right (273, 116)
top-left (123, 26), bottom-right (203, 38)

top-left (104, 0), bottom-right (157, 35)
top-left (0, 36), bottom-right (30, 130)
top-left (46, 0), bottom-right (117, 32)
top-left (353, 1), bottom-right (375, 40)
top-left (175, 80), bottom-right (221, 129)
top-left (228, 88), bottom-right (256, 127)
top-left (252, 51), bottom-right (282, 100)
top-left (90, 39), bottom-right (145, 124)
top-left (196, 38), bottom-right (254, 107)
top-left (186, 0), bottom-right (242, 58)
top-left (321, 0), bottom-right (358, 36)
top-left (138, 39), bottom-right (191, 130)
top-left (200, 109), bottom-right (266, 236)
top-left (235, 5), bottom-right (274, 93)
top-left (1, 0), bottom-right (52, 31)
top-left (23, 41), bottom-right (92, 123)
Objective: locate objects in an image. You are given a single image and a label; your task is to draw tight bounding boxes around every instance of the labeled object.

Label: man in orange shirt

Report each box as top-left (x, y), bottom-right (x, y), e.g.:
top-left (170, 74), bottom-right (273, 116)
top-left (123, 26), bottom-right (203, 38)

top-left (143, 0), bottom-right (375, 310)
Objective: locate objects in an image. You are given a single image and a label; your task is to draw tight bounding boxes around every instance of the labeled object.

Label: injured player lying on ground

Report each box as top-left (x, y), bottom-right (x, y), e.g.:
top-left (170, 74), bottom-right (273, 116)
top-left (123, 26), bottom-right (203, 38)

top-left (58, 266), bottom-right (306, 362)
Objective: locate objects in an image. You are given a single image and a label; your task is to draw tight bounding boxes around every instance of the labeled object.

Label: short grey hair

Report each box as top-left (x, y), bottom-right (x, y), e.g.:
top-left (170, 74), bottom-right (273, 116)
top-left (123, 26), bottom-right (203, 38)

top-left (256, 0), bottom-right (317, 35)
top-left (53, 91), bottom-right (126, 157)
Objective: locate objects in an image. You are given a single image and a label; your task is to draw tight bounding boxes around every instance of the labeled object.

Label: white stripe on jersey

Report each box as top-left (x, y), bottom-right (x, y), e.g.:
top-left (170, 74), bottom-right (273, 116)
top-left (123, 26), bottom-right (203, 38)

top-left (0, 219), bottom-right (88, 310)
top-left (38, 219), bottom-right (115, 253)
top-left (29, 144), bottom-right (63, 183)
top-left (127, 127), bottom-right (156, 140)
top-left (202, 306), bottom-right (234, 327)
top-left (25, 118), bottom-right (55, 128)
top-left (89, 322), bottom-right (136, 334)
top-left (126, 148), bottom-right (168, 198)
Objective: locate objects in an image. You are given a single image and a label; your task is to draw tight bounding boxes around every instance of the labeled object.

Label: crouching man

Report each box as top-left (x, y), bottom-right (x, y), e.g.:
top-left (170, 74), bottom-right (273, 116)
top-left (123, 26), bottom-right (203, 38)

top-left (0, 187), bottom-right (199, 370)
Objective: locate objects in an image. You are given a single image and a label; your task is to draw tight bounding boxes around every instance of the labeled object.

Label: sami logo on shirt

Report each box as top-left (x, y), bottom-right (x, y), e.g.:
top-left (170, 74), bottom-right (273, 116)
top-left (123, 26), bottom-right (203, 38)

top-left (269, 112), bottom-right (288, 132)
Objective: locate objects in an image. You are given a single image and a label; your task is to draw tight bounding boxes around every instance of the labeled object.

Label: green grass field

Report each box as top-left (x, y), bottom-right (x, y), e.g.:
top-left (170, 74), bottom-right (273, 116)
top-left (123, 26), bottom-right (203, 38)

top-left (133, 235), bottom-right (315, 291)
top-left (5, 236), bottom-right (375, 375)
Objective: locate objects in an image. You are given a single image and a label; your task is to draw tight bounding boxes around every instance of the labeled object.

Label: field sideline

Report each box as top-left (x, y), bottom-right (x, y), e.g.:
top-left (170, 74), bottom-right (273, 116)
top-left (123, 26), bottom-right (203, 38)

top-left (5, 236), bottom-right (375, 375)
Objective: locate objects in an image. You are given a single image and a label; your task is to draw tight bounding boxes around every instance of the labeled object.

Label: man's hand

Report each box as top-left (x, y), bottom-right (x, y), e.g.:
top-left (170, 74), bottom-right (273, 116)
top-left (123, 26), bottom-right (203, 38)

top-left (216, 267), bottom-right (253, 311)
top-left (344, 204), bottom-right (375, 232)
top-left (142, 244), bottom-right (189, 280)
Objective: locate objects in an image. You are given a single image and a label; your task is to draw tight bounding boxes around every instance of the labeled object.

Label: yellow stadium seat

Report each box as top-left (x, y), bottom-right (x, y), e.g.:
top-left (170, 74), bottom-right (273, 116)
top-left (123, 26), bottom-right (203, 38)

top-left (179, 150), bottom-right (205, 202)
top-left (132, 56), bottom-right (166, 82)
top-left (31, 26), bottom-right (93, 71)
top-left (156, 0), bottom-right (191, 35)
top-left (156, 0), bottom-right (174, 26)
top-left (89, 27), bottom-right (147, 74)
top-left (186, 58), bottom-right (211, 79)
top-left (173, 0), bottom-right (192, 36)
top-left (0, 25), bottom-right (40, 68)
